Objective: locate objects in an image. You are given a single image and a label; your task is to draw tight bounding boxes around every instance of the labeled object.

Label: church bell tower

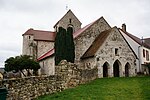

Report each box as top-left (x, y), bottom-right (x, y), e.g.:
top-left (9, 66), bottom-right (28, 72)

top-left (53, 10), bottom-right (82, 32)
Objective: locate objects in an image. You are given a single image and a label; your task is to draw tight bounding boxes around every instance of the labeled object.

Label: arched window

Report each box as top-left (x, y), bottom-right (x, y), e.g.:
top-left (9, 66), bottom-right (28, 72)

top-left (67, 24), bottom-right (75, 33)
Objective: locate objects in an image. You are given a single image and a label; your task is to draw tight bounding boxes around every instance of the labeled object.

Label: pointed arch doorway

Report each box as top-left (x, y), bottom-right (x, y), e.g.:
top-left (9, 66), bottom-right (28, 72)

top-left (125, 63), bottom-right (130, 77)
top-left (113, 60), bottom-right (121, 77)
top-left (103, 62), bottom-right (109, 77)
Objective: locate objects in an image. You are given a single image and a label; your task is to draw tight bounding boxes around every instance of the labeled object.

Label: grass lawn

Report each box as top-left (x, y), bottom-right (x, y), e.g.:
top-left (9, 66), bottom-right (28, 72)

top-left (36, 76), bottom-right (150, 100)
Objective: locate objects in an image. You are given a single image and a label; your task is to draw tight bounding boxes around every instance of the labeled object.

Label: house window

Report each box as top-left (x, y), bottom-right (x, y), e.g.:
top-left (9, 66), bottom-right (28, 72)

top-left (115, 48), bottom-right (119, 56)
top-left (143, 49), bottom-right (145, 58)
top-left (146, 50), bottom-right (149, 61)
top-left (69, 18), bottom-right (72, 23)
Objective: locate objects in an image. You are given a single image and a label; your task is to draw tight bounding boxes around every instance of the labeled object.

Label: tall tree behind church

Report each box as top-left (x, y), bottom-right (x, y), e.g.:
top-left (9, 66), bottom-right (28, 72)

top-left (66, 27), bottom-right (75, 63)
top-left (55, 27), bottom-right (65, 65)
top-left (54, 27), bottom-right (75, 65)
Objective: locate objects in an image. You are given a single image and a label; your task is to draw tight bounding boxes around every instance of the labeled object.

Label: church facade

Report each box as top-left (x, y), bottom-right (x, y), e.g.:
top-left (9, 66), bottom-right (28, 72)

top-left (22, 10), bottom-right (139, 77)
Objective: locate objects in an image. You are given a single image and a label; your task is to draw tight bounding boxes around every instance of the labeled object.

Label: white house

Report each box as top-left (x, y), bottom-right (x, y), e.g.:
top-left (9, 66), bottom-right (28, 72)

top-left (119, 24), bottom-right (150, 74)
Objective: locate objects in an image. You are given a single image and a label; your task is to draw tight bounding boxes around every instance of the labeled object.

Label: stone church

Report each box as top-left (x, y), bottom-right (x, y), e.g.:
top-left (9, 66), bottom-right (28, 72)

top-left (22, 10), bottom-right (137, 78)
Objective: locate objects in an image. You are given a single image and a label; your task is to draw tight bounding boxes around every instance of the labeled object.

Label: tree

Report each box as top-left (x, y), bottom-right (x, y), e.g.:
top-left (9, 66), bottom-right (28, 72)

top-left (61, 27), bottom-right (67, 60)
top-left (4, 57), bottom-right (15, 72)
top-left (4, 55), bottom-right (40, 76)
top-left (66, 27), bottom-right (75, 63)
top-left (54, 27), bottom-right (75, 65)
top-left (55, 27), bottom-right (63, 65)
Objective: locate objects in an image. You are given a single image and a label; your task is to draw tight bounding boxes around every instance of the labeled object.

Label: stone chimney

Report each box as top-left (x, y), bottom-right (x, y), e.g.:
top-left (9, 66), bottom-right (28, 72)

top-left (122, 23), bottom-right (126, 32)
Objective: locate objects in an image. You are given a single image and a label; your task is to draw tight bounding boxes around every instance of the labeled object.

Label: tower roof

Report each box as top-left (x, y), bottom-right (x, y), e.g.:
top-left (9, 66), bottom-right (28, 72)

top-left (23, 29), bottom-right (56, 42)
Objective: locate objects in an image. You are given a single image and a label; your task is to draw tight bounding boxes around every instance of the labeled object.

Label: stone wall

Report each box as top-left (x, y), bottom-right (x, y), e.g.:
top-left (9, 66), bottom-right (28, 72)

top-left (74, 17), bottom-right (111, 64)
top-left (39, 56), bottom-right (55, 76)
top-left (22, 35), bottom-right (34, 56)
top-left (54, 10), bottom-right (81, 32)
top-left (55, 60), bottom-right (98, 87)
top-left (22, 35), bottom-right (54, 59)
top-left (96, 27), bottom-right (136, 77)
top-left (0, 75), bottom-right (64, 100)
top-left (0, 61), bottom-right (97, 100)
top-left (36, 41), bottom-right (54, 58)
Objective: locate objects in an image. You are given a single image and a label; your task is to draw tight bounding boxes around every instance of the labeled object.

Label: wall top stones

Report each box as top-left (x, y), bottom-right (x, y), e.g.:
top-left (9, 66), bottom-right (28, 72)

top-left (0, 61), bottom-right (98, 99)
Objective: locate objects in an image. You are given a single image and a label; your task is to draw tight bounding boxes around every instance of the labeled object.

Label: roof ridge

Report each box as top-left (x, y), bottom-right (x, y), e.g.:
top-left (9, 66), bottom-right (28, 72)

top-left (22, 28), bottom-right (34, 36)
top-left (117, 28), bottom-right (138, 59)
top-left (119, 28), bottom-right (141, 43)
top-left (119, 28), bottom-right (150, 49)
top-left (33, 29), bottom-right (55, 33)
top-left (23, 28), bottom-right (55, 36)
top-left (37, 49), bottom-right (54, 61)
top-left (73, 17), bottom-right (102, 39)
top-left (144, 37), bottom-right (150, 39)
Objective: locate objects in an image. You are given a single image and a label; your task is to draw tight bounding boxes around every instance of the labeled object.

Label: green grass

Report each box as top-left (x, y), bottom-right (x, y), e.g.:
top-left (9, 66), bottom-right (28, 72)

top-left (36, 76), bottom-right (150, 100)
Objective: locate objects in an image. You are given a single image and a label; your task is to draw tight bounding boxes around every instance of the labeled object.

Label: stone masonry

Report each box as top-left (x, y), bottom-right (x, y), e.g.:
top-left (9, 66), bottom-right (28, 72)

top-left (22, 10), bottom-right (137, 78)
top-left (74, 17), bottom-right (111, 64)
top-left (0, 60), bottom-right (97, 100)
top-left (96, 27), bottom-right (136, 77)
top-left (22, 35), bottom-right (54, 59)
top-left (36, 41), bottom-right (54, 58)
top-left (54, 10), bottom-right (81, 32)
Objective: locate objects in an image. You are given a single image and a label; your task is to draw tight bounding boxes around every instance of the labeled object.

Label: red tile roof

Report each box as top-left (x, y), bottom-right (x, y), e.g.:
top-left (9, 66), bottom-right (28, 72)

top-left (37, 18), bottom-right (101, 61)
top-left (119, 28), bottom-right (150, 49)
top-left (81, 29), bottom-right (111, 59)
top-left (37, 49), bottom-right (54, 61)
top-left (73, 18), bottom-right (100, 38)
top-left (23, 28), bottom-right (34, 35)
top-left (23, 28), bottom-right (56, 42)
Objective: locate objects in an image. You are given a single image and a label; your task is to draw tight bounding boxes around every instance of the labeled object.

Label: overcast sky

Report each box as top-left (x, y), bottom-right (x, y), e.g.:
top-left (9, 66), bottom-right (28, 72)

top-left (0, 0), bottom-right (150, 68)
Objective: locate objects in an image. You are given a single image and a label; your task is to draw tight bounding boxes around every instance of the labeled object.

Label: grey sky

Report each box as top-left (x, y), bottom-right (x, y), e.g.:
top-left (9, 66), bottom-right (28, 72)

top-left (0, 0), bottom-right (150, 67)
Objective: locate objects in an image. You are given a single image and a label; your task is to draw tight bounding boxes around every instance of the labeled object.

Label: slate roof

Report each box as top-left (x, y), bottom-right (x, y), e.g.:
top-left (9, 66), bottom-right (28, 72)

top-left (119, 28), bottom-right (150, 49)
top-left (144, 38), bottom-right (150, 47)
top-left (37, 18), bottom-right (101, 61)
top-left (73, 18), bottom-right (100, 39)
top-left (23, 29), bottom-right (56, 42)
